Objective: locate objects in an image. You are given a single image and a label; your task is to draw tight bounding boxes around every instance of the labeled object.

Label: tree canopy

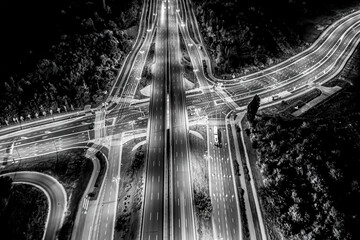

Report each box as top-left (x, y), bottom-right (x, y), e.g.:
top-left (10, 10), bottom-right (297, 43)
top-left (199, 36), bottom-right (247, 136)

top-left (247, 94), bottom-right (261, 124)
top-left (1, 0), bottom-right (141, 125)
top-left (251, 115), bottom-right (360, 240)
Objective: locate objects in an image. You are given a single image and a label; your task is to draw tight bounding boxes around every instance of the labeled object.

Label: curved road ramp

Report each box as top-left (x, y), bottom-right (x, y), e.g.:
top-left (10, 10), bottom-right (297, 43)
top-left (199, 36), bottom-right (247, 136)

top-left (0, 171), bottom-right (67, 240)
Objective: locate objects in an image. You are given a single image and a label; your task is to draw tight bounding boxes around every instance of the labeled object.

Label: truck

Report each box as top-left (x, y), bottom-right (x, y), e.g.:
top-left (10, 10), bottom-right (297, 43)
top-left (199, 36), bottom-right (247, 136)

top-left (214, 127), bottom-right (222, 148)
top-left (272, 95), bottom-right (280, 101)
top-left (214, 126), bottom-right (218, 145)
top-left (6, 142), bottom-right (14, 154)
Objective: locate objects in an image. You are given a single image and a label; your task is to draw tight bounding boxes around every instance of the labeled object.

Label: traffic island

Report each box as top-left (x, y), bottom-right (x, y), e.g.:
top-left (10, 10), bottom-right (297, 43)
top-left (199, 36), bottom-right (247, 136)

top-left (188, 124), bottom-right (214, 240)
top-left (227, 122), bottom-right (251, 240)
top-left (179, 31), bottom-right (199, 89)
top-left (114, 137), bottom-right (146, 240)
top-left (135, 40), bottom-right (156, 99)
top-left (0, 179), bottom-right (48, 240)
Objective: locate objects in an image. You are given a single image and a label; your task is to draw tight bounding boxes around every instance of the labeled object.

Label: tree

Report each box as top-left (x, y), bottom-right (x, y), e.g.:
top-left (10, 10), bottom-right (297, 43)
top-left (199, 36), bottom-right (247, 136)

top-left (247, 94), bottom-right (261, 124)
top-left (194, 189), bottom-right (213, 219)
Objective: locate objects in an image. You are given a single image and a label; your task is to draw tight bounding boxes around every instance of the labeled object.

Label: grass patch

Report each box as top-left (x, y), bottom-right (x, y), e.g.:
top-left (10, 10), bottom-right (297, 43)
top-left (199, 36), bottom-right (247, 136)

top-left (189, 124), bottom-right (213, 240)
top-left (0, 183), bottom-right (48, 240)
top-left (135, 40), bottom-right (156, 99)
top-left (179, 30), bottom-right (198, 87)
top-left (115, 137), bottom-right (146, 239)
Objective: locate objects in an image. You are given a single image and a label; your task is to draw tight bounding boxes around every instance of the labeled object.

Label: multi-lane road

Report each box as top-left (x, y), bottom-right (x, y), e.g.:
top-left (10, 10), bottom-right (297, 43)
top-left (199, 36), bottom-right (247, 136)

top-left (0, 0), bottom-right (359, 240)
top-left (141, 0), bottom-right (167, 239)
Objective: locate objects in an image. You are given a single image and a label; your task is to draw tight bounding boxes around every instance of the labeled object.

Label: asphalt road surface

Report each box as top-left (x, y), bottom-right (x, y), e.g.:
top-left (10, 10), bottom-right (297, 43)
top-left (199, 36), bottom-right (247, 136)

top-left (0, 1), bottom-right (359, 240)
top-left (141, 1), bottom-right (167, 239)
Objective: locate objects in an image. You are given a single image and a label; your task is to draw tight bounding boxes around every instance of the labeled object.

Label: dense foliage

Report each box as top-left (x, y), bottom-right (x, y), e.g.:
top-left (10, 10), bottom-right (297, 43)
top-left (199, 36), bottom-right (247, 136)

top-left (247, 94), bottom-right (260, 124)
top-left (1, 0), bottom-right (141, 124)
top-left (192, 0), bottom-right (359, 76)
top-left (194, 189), bottom-right (213, 220)
top-left (129, 145), bottom-right (145, 174)
top-left (0, 182), bottom-right (48, 240)
top-left (250, 114), bottom-right (360, 240)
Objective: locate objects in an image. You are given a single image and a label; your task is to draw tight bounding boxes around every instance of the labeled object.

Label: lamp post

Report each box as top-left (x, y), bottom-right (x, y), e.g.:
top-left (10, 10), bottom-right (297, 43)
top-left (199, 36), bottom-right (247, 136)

top-left (19, 116), bottom-right (24, 129)
top-left (16, 117), bottom-right (22, 129)
top-left (50, 109), bottom-right (54, 121)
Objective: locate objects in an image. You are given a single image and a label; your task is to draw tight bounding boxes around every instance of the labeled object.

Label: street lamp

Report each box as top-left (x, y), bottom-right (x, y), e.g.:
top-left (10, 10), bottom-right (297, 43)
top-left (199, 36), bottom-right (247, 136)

top-left (19, 116), bottom-right (24, 127)
top-left (49, 109), bottom-right (54, 121)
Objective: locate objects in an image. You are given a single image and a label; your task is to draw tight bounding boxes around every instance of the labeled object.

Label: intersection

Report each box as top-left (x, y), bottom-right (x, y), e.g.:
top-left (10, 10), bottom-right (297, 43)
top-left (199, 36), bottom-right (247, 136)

top-left (0, 1), bottom-right (360, 240)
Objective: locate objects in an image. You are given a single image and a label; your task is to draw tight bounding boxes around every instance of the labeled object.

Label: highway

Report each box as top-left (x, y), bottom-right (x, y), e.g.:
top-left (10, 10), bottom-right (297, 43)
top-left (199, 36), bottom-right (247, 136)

top-left (141, 0), bottom-right (167, 239)
top-left (177, 1), bottom-right (360, 239)
top-left (208, 117), bottom-right (241, 240)
top-left (0, 1), bottom-right (359, 240)
top-left (0, 171), bottom-right (67, 240)
top-left (168, 0), bottom-right (196, 239)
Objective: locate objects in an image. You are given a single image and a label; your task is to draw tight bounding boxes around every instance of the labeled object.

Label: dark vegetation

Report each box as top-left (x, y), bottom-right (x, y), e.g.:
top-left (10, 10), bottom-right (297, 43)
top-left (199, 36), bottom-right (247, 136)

top-left (246, 48), bottom-right (360, 240)
top-left (136, 41), bottom-right (155, 99)
top-left (192, 0), bottom-right (359, 77)
top-left (115, 143), bottom-right (146, 239)
top-left (137, 41), bottom-right (156, 93)
top-left (193, 189), bottom-right (213, 220)
top-left (227, 124), bottom-right (250, 240)
top-left (252, 115), bottom-right (360, 240)
top-left (128, 145), bottom-right (146, 175)
top-left (188, 125), bottom-right (213, 239)
top-left (140, 65), bottom-right (153, 89)
top-left (189, 126), bottom-right (212, 221)
top-left (0, 177), bottom-right (48, 240)
top-left (179, 31), bottom-right (197, 87)
top-left (1, 0), bottom-right (141, 125)
top-left (247, 94), bottom-right (260, 124)
top-left (0, 149), bottom-right (93, 240)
